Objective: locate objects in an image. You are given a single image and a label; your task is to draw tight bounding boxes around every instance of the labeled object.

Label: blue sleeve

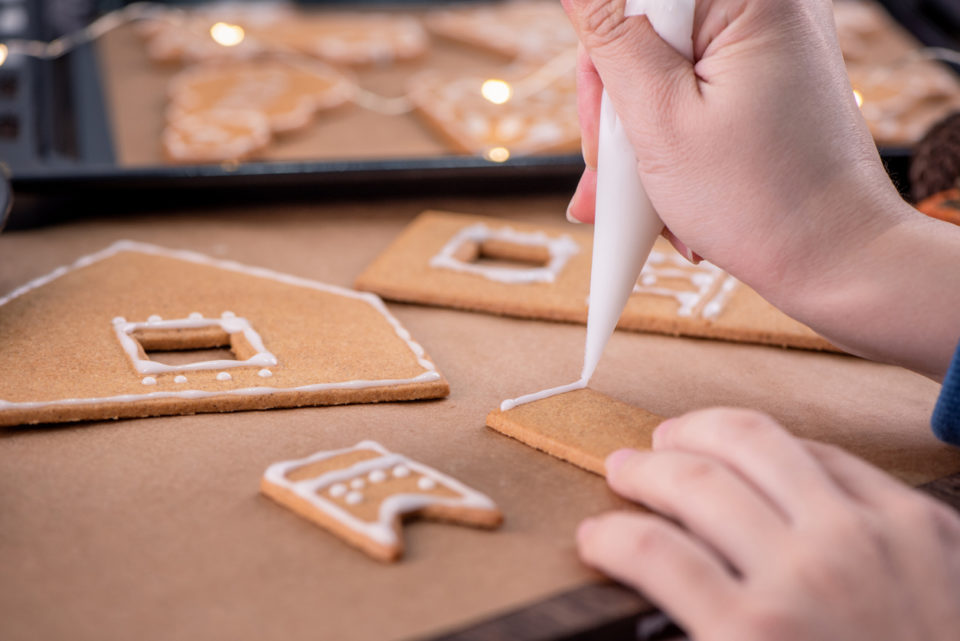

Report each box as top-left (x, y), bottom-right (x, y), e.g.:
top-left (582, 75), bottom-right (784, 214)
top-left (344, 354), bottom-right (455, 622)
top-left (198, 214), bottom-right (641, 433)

top-left (932, 339), bottom-right (960, 446)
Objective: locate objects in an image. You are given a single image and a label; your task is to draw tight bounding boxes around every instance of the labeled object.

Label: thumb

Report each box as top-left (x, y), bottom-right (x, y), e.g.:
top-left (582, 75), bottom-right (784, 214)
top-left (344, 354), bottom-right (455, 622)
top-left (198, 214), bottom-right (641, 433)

top-left (561, 0), bottom-right (699, 150)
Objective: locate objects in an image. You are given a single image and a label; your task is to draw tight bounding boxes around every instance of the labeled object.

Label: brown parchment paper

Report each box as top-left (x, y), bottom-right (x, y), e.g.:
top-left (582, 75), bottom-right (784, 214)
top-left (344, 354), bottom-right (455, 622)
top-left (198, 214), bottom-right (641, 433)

top-left (2, 193), bottom-right (959, 641)
top-left (97, 14), bottom-right (578, 167)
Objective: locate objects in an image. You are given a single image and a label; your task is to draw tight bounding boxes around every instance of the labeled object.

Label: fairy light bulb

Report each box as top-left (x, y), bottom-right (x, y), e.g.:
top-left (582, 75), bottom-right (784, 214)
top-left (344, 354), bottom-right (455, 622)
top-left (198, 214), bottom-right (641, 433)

top-left (486, 147), bottom-right (510, 163)
top-left (0, 44), bottom-right (8, 67)
top-left (210, 22), bottom-right (245, 47)
top-left (853, 88), bottom-right (864, 109)
top-left (481, 79), bottom-right (512, 105)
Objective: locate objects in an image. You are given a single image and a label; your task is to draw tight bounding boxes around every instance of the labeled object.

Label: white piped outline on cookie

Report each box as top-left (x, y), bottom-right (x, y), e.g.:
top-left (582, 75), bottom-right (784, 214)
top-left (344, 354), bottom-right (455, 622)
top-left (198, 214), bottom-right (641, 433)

top-left (263, 440), bottom-right (498, 547)
top-left (429, 223), bottom-right (579, 284)
top-left (113, 314), bottom-right (278, 374)
top-left (0, 241), bottom-right (441, 413)
top-left (631, 251), bottom-right (739, 319)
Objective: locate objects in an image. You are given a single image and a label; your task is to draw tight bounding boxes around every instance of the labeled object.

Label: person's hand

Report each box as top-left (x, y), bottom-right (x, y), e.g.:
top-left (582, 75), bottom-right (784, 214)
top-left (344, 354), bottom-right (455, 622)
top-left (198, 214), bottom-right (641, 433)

top-left (561, 0), bottom-right (960, 380)
top-left (577, 408), bottom-right (960, 641)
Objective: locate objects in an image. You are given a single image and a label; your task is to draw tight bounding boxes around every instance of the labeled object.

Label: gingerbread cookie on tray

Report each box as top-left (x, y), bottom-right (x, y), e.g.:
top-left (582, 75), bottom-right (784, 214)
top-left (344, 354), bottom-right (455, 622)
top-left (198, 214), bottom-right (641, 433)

top-left (0, 241), bottom-right (448, 427)
top-left (408, 65), bottom-right (580, 159)
top-left (425, 0), bottom-right (577, 62)
top-left (354, 211), bottom-right (836, 351)
top-left (139, 5), bottom-right (428, 66)
top-left (163, 58), bottom-right (353, 162)
top-left (261, 441), bottom-right (503, 561)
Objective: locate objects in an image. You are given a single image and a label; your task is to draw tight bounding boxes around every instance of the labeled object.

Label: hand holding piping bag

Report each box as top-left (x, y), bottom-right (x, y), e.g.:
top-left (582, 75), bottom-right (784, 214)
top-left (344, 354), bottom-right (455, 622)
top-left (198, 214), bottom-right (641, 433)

top-left (564, 0), bottom-right (960, 379)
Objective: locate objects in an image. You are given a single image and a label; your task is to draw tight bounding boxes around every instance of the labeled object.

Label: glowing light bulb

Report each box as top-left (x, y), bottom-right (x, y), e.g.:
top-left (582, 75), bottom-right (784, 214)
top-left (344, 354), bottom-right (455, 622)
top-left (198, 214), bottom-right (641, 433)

top-left (210, 22), bottom-right (245, 47)
top-left (486, 147), bottom-right (510, 163)
top-left (853, 89), bottom-right (863, 109)
top-left (481, 79), bottom-right (512, 105)
top-left (0, 44), bottom-right (8, 67)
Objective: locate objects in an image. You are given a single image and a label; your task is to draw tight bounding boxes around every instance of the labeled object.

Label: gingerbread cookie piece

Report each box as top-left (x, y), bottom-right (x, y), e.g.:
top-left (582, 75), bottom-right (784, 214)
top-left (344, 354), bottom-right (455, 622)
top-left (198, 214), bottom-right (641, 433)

top-left (408, 65), bottom-right (579, 159)
top-left (261, 441), bottom-right (502, 561)
top-left (163, 108), bottom-right (271, 163)
top-left (848, 61), bottom-right (960, 147)
top-left (425, 0), bottom-right (577, 62)
top-left (259, 13), bottom-right (429, 66)
top-left (164, 58), bottom-right (352, 162)
top-left (139, 6), bottom-right (428, 66)
top-left (0, 242), bottom-right (449, 427)
top-left (137, 3), bottom-right (291, 63)
top-left (354, 211), bottom-right (835, 351)
top-left (487, 388), bottom-right (664, 476)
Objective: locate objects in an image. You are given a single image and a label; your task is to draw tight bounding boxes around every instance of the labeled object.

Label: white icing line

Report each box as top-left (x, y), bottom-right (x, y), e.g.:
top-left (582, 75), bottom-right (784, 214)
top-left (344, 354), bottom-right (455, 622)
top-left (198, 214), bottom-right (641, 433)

top-left (429, 223), bottom-right (579, 284)
top-left (0, 241), bottom-right (441, 412)
top-left (630, 251), bottom-right (739, 319)
top-left (500, 378), bottom-right (587, 412)
top-left (263, 440), bottom-right (497, 547)
top-left (113, 316), bottom-right (278, 374)
top-left (0, 371), bottom-right (442, 411)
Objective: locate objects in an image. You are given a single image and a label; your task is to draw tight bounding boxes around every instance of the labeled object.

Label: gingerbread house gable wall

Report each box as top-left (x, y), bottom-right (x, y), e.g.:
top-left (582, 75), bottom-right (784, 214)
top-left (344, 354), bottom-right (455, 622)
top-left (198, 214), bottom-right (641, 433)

top-left (0, 241), bottom-right (446, 426)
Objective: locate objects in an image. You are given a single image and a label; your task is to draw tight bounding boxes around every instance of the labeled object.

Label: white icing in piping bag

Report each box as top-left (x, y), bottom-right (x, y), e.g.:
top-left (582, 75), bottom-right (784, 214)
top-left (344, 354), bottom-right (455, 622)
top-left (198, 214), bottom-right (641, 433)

top-left (581, 0), bottom-right (695, 382)
top-left (500, 0), bottom-right (695, 412)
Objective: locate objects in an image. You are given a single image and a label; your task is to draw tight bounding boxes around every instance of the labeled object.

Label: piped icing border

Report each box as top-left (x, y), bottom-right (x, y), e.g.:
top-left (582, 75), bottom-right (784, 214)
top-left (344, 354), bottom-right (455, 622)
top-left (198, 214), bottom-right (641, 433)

top-left (0, 241), bottom-right (441, 412)
top-left (263, 440), bottom-right (498, 546)
top-left (429, 223), bottom-right (579, 284)
top-left (113, 312), bottom-right (279, 374)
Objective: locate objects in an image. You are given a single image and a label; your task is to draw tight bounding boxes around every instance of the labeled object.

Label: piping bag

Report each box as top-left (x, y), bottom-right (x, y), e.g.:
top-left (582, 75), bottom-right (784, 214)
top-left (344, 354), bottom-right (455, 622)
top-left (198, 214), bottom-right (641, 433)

top-left (501, 0), bottom-right (695, 411)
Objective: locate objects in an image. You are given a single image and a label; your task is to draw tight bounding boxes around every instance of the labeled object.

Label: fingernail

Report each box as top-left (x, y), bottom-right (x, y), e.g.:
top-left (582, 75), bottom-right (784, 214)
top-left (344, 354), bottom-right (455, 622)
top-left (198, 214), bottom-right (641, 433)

top-left (566, 202), bottom-right (583, 224)
top-left (577, 517), bottom-right (597, 543)
top-left (605, 448), bottom-right (635, 475)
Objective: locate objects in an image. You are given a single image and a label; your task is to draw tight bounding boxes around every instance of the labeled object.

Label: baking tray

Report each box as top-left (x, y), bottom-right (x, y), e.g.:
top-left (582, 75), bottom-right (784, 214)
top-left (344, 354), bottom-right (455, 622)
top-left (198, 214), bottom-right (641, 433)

top-left (0, 0), bottom-right (956, 199)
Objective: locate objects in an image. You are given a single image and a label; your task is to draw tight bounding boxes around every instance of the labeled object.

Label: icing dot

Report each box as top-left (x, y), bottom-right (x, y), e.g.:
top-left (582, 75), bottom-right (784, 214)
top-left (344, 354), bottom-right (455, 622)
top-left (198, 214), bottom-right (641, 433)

top-left (147, 314), bottom-right (162, 323)
top-left (329, 483), bottom-right (347, 498)
top-left (258, 369), bottom-right (273, 378)
top-left (216, 372), bottom-right (232, 381)
top-left (222, 311), bottom-right (236, 318)
top-left (141, 377), bottom-right (157, 386)
top-left (368, 470), bottom-right (387, 483)
top-left (418, 477), bottom-right (437, 491)
top-left (188, 312), bottom-right (203, 320)
top-left (392, 465), bottom-right (410, 478)
top-left (350, 478), bottom-right (365, 490)
top-left (112, 316), bottom-right (126, 325)
top-left (345, 491), bottom-right (363, 505)
top-left (174, 375), bottom-right (187, 384)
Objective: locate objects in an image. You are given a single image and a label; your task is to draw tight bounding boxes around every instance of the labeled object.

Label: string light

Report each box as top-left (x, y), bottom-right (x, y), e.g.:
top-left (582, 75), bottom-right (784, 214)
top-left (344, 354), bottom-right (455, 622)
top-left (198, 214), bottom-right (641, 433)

top-left (853, 89), bottom-right (864, 108)
top-left (481, 79), bottom-right (512, 105)
top-left (210, 22), bottom-right (245, 47)
top-left (0, 44), bottom-right (7, 67)
top-left (486, 147), bottom-right (510, 162)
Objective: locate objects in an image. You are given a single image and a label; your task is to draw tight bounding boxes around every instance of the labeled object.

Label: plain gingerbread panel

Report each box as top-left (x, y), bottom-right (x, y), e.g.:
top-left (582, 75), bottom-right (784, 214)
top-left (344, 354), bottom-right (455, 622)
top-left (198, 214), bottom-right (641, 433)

top-left (486, 388), bottom-right (665, 475)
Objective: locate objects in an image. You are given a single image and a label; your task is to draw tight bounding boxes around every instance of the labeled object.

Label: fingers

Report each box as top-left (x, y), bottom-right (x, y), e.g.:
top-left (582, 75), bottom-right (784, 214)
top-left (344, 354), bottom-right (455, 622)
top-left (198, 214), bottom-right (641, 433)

top-left (566, 168), bottom-right (597, 224)
top-left (561, 0), bottom-right (700, 152)
top-left (576, 44), bottom-right (601, 171)
top-left (605, 448), bottom-right (788, 574)
top-left (653, 409), bottom-right (846, 523)
top-left (662, 227), bottom-right (702, 263)
top-left (577, 510), bottom-right (738, 632)
top-left (802, 440), bottom-right (917, 509)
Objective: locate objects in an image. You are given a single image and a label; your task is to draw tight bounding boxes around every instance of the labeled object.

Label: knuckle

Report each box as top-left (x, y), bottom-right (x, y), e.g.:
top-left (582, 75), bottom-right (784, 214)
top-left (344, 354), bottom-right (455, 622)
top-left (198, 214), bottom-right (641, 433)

top-left (665, 456), bottom-right (721, 491)
top-left (738, 602), bottom-right (804, 640)
top-left (575, 0), bottom-right (629, 51)
top-left (630, 518), bottom-right (675, 558)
